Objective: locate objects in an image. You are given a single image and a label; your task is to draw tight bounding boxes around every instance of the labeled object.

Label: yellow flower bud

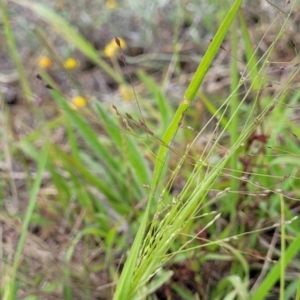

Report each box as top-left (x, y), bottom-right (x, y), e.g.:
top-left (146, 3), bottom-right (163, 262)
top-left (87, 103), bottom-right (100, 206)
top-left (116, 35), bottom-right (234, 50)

top-left (38, 56), bottom-right (52, 69)
top-left (104, 38), bottom-right (127, 58)
top-left (106, 0), bottom-right (117, 9)
top-left (64, 58), bottom-right (79, 69)
top-left (70, 96), bottom-right (87, 110)
top-left (119, 84), bottom-right (134, 101)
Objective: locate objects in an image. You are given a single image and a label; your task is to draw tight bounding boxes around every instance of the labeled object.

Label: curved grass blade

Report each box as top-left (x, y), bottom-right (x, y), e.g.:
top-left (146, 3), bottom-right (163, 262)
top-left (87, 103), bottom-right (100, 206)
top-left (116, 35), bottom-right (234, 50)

top-left (5, 141), bottom-right (49, 299)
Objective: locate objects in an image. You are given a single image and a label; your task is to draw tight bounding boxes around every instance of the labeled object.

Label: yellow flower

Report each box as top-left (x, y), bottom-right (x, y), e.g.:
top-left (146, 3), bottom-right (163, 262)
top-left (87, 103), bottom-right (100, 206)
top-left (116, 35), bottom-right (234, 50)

top-left (119, 84), bottom-right (134, 101)
top-left (38, 56), bottom-right (52, 69)
top-left (70, 96), bottom-right (87, 110)
top-left (106, 0), bottom-right (117, 9)
top-left (104, 38), bottom-right (126, 58)
top-left (64, 58), bottom-right (79, 69)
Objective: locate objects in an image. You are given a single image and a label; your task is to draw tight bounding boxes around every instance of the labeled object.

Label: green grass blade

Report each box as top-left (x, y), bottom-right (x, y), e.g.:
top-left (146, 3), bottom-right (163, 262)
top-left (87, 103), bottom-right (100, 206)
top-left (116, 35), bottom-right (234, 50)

top-left (0, 0), bottom-right (31, 100)
top-left (296, 275), bottom-right (300, 300)
top-left (198, 91), bottom-right (229, 128)
top-left (113, 209), bottom-right (150, 300)
top-left (6, 141), bottom-right (50, 299)
top-left (18, 138), bottom-right (127, 212)
top-left (280, 195), bottom-right (286, 300)
top-left (50, 145), bottom-right (129, 213)
top-left (152, 0), bottom-right (242, 190)
top-left (250, 232), bottom-right (300, 300)
top-left (50, 91), bottom-right (119, 173)
top-left (239, 10), bottom-right (263, 90)
top-left (50, 91), bottom-right (144, 202)
top-left (229, 17), bottom-right (240, 216)
top-left (95, 102), bottom-right (151, 184)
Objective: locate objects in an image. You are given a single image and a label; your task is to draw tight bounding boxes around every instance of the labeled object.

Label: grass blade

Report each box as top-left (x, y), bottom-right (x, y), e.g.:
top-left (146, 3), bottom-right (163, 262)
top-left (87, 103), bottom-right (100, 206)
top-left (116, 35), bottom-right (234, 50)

top-left (250, 231), bottom-right (300, 300)
top-left (0, 0), bottom-right (31, 100)
top-left (5, 141), bottom-right (49, 299)
top-left (95, 102), bottom-right (151, 185)
top-left (152, 0), bottom-right (242, 190)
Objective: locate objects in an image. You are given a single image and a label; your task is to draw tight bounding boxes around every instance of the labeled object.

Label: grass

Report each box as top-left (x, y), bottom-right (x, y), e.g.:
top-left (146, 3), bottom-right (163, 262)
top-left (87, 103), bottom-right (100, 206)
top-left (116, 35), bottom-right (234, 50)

top-left (1, 0), bottom-right (300, 299)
